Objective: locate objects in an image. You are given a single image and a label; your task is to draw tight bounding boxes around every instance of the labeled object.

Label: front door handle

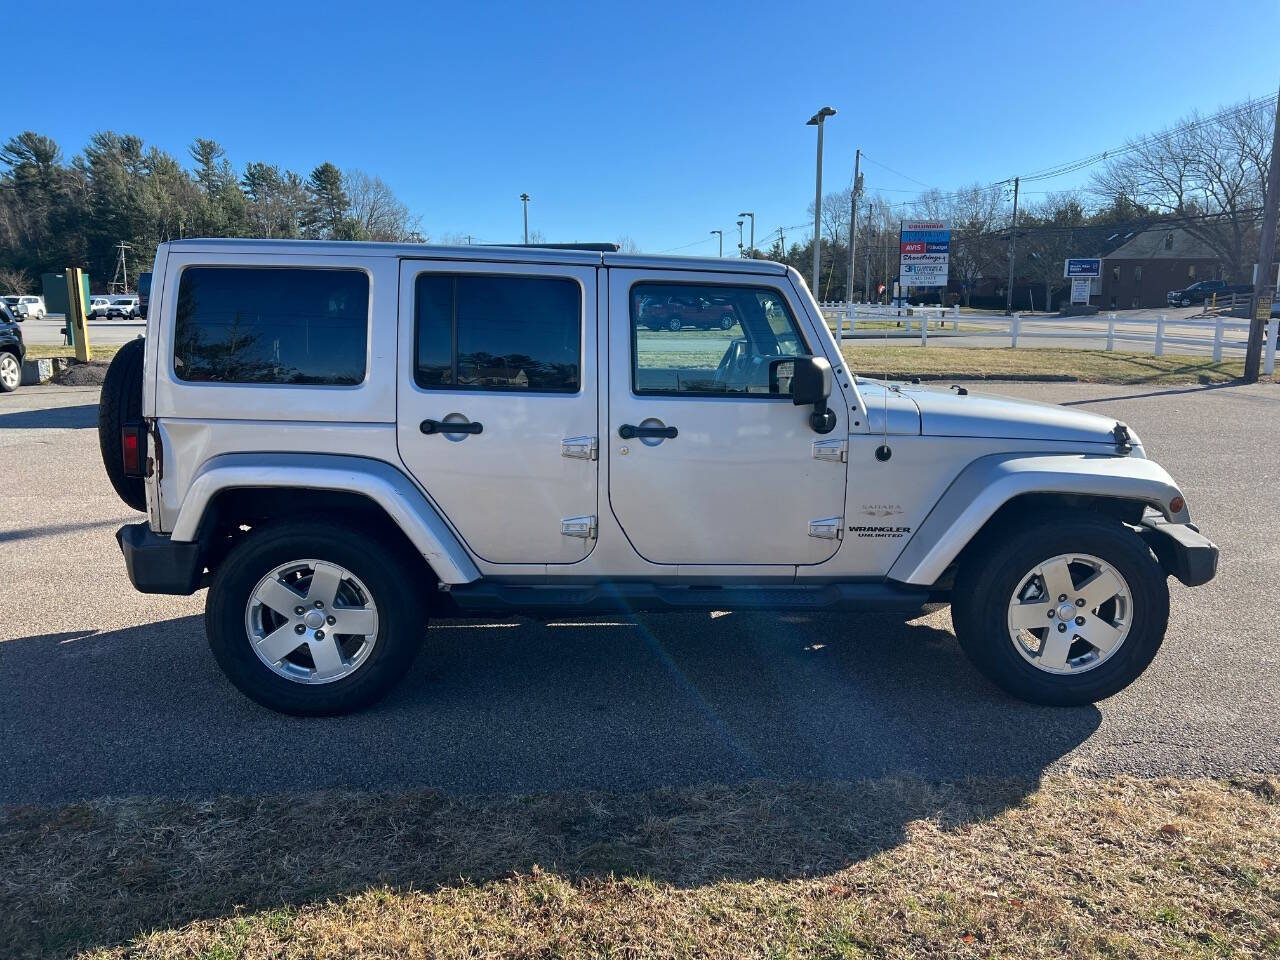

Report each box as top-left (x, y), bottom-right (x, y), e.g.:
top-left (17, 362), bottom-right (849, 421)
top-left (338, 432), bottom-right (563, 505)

top-left (421, 418), bottom-right (483, 435)
top-left (618, 423), bottom-right (678, 440)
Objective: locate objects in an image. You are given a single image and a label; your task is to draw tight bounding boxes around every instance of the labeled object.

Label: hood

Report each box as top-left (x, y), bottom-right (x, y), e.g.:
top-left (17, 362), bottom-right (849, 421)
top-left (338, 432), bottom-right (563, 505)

top-left (860, 380), bottom-right (1133, 446)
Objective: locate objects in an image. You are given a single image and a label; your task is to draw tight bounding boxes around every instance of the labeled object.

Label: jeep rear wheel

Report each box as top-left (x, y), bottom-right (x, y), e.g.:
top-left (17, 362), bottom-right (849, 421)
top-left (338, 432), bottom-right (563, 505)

top-left (205, 521), bottom-right (426, 715)
top-left (951, 514), bottom-right (1169, 706)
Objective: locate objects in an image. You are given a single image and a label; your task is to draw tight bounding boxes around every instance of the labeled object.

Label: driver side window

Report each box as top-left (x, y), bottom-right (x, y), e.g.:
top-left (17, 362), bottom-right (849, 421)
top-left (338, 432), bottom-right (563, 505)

top-left (630, 282), bottom-right (810, 396)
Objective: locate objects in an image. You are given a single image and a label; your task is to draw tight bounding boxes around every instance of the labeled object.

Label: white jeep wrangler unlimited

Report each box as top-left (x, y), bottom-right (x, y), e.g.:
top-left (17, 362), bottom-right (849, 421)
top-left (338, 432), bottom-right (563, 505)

top-left (99, 239), bottom-right (1218, 715)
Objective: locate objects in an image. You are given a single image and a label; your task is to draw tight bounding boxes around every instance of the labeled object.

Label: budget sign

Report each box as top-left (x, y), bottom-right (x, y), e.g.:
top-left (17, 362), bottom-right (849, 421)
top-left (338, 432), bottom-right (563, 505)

top-left (900, 220), bottom-right (950, 288)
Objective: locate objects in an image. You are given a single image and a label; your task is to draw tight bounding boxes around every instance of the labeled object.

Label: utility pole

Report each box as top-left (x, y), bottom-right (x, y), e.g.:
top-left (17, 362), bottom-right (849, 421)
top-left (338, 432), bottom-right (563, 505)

top-left (778, 226), bottom-right (785, 255)
top-left (1245, 88), bottom-right (1280, 382)
top-left (738, 212), bottom-right (755, 257)
top-left (110, 241), bottom-right (132, 294)
top-left (710, 229), bottom-right (723, 257)
top-left (807, 106), bottom-right (837, 293)
top-left (1005, 176), bottom-right (1020, 315)
top-left (736, 220), bottom-right (744, 255)
top-left (848, 149), bottom-right (861, 303)
top-left (520, 193), bottom-right (530, 244)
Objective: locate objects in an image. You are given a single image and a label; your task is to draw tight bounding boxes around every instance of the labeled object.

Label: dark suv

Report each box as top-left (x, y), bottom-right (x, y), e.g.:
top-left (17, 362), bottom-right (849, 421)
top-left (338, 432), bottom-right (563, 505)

top-left (639, 294), bottom-right (739, 331)
top-left (1166, 279), bottom-right (1228, 306)
top-left (1, 300), bottom-right (25, 392)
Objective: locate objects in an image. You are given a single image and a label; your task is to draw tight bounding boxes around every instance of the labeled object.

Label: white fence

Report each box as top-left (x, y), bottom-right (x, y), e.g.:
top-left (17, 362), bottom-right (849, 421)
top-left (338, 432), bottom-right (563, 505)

top-left (816, 302), bottom-right (1278, 375)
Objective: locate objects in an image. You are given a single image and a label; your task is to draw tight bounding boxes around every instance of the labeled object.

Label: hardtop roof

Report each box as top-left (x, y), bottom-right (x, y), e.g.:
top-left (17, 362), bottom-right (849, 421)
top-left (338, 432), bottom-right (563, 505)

top-left (162, 238), bottom-right (790, 276)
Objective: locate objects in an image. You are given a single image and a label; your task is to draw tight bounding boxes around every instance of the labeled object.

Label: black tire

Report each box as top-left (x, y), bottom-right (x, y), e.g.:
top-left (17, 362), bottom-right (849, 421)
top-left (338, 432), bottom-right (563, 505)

top-left (667, 317), bottom-right (682, 331)
top-left (97, 337), bottom-right (146, 511)
top-left (951, 513), bottom-right (1169, 706)
top-left (719, 315), bottom-right (735, 330)
top-left (205, 521), bottom-right (426, 716)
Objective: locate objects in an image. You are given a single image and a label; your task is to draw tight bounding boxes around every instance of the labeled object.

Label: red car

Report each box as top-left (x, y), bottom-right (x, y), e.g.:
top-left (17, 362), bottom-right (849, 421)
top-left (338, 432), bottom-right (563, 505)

top-left (639, 294), bottom-right (738, 331)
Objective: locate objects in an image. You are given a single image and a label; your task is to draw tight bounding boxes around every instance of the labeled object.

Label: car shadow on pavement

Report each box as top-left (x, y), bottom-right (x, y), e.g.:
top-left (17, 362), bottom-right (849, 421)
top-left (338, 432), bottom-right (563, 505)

top-left (0, 609), bottom-right (1101, 956)
top-left (1058, 380), bottom-right (1255, 407)
top-left (0, 402), bottom-right (97, 429)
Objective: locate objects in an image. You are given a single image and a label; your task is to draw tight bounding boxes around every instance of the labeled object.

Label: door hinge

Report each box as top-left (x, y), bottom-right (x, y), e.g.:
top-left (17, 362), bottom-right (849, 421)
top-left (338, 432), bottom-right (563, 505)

top-left (812, 438), bottom-right (847, 462)
top-left (560, 515), bottom-right (598, 540)
top-left (561, 435), bottom-right (598, 461)
top-left (808, 517), bottom-right (844, 540)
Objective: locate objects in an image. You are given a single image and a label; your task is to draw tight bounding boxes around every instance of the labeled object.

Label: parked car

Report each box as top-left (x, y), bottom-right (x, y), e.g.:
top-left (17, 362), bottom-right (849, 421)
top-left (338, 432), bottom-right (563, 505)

top-left (101, 238), bottom-right (1217, 716)
top-left (13, 295), bottom-right (46, 319)
top-left (639, 293), bottom-right (739, 331)
top-left (0, 300), bottom-right (25, 392)
top-left (137, 272), bottom-right (151, 319)
top-left (107, 295), bottom-right (140, 318)
top-left (1165, 279), bottom-right (1241, 306)
top-left (90, 296), bottom-right (112, 318)
top-left (3, 295), bottom-right (45, 319)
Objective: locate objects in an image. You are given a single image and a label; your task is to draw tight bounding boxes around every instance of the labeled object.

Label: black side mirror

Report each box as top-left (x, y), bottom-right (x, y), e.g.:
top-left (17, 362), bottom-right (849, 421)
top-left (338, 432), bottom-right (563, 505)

top-left (772, 355), bottom-right (836, 434)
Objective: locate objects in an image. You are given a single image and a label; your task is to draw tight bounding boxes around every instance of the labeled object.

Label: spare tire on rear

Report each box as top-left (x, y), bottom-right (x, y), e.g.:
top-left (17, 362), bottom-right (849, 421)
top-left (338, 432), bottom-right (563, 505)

top-left (98, 337), bottom-right (147, 512)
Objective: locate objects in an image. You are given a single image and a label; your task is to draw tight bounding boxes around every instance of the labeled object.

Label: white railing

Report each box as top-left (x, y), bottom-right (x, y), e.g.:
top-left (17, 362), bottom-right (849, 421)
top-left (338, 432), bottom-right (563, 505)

top-left (815, 302), bottom-right (1275, 374)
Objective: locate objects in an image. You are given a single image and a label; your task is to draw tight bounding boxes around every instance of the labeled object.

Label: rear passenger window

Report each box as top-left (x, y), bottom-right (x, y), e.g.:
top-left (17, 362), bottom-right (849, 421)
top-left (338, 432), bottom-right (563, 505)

top-left (414, 274), bottom-right (580, 392)
top-left (173, 267), bottom-right (368, 385)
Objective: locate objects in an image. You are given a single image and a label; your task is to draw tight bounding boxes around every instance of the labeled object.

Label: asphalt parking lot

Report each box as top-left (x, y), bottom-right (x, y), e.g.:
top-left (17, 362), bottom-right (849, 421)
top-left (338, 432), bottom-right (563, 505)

top-left (0, 380), bottom-right (1276, 805)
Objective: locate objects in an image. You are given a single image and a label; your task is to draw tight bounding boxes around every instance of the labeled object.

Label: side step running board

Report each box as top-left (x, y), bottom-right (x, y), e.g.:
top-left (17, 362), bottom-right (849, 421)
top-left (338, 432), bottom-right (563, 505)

top-left (445, 581), bottom-right (932, 617)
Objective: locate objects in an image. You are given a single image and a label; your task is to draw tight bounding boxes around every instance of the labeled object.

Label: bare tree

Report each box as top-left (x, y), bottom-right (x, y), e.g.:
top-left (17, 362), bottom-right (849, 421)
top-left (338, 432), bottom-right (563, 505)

top-left (344, 169), bottom-right (419, 242)
top-left (1020, 193), bottom-right (1088, 311)
top-left (615, 235), bottom-right (640, 254)
top-left (0, 266), bottom-right (34, 294)
top-left (1093, 99), bottom-right (1272, 280)
top-left (915, 184), bottom-right (1005, 306)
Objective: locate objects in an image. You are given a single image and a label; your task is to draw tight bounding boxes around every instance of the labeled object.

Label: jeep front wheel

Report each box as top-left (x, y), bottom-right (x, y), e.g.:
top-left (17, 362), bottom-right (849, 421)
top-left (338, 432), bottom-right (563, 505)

top-left (951, 514), bottom-right (1169, 706)
top-left (205, 521), bottom-right (426, 715)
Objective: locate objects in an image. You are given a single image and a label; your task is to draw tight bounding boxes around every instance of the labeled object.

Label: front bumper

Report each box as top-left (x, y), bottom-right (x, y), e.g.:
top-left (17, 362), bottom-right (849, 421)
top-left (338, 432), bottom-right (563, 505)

top-left (1139, 516), bottom-right (1218, 587)
top-left (117, 522), bottom-right (204, 595)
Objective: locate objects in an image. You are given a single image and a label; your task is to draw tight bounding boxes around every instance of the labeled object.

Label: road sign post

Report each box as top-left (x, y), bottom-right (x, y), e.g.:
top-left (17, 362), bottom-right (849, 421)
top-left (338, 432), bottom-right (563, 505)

top-left (899, 220), bottom-right (950, 303)
top-left (1064, 259), bottom-right (1101, 308)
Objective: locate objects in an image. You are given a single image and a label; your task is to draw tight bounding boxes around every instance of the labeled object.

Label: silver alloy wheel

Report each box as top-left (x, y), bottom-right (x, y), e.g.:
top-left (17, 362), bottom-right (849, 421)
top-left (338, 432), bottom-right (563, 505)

top-left (1006, 552), bottom-right (1132, 675)
top-left (245, 559), bottom-right (379, 684)
top-left (0, 353), bottom-right (20, 390)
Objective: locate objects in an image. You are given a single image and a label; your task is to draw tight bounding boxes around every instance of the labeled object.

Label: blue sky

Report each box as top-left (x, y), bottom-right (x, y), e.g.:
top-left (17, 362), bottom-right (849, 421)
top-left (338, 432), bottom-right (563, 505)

top-left (7, 0), bottom-right (1275, 253)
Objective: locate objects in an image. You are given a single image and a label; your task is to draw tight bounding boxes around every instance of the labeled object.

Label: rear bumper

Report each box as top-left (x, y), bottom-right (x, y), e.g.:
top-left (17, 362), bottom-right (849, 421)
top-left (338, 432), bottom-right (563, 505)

top-left (116, 522), bottom-right (203, 595)
top-left (1139, 517), bottom-right (1218, 587)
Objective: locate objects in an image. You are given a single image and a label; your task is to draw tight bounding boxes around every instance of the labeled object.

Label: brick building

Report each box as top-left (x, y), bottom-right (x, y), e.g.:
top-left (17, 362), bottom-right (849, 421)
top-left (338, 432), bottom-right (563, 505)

top-left (1095, 228), bottom-right (1221, 309)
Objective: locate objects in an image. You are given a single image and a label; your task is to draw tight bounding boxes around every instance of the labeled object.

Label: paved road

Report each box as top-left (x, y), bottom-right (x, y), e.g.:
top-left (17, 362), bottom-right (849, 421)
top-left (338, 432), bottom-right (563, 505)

top-left (0, 380), bottom-right (1276, 804)
top-left (20, 316), bottom-right (145, 347)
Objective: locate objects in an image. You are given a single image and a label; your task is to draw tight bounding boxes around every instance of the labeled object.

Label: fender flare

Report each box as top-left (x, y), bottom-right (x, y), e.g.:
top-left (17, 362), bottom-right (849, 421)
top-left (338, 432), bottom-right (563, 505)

top-left (888, 452), bottom-right (1188, 586)
top-left (170, 452), bottom-right (481, 585)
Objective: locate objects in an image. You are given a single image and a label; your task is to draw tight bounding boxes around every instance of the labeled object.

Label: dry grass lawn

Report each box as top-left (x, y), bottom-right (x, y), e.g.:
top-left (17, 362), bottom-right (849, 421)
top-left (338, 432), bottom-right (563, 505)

top-left (840, 345), bottom-right (1260, 385)
top-left (3, 775), bottom-right (1277, 959)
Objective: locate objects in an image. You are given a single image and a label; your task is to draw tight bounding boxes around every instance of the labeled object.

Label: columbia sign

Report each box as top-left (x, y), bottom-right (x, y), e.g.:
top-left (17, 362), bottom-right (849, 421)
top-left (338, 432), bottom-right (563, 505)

top-left (899, 220), bottom-right (950, 288)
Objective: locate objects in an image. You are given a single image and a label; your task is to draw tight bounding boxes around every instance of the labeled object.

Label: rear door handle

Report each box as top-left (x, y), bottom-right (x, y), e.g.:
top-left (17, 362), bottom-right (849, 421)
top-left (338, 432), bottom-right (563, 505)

top-left (421, 419), bottom-right (483, 435)
top-left (618, 424), bottom-right (678, 440)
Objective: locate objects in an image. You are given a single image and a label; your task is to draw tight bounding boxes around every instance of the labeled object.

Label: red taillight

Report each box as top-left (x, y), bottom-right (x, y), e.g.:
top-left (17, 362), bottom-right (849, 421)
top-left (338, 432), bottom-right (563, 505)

top-left (121, 425), bottom-right (143, 477)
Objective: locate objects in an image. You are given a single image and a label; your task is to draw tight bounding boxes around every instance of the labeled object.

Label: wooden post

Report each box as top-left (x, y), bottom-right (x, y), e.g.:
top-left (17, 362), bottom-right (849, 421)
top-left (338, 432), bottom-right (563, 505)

top-left (65, 267), bottom-right (91, 362)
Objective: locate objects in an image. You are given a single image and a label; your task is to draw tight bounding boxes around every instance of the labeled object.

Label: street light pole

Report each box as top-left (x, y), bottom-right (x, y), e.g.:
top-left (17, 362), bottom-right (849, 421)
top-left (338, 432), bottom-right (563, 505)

top-left (807, 106), bottom-right (837, 293)
top-left (738, 211), bottom-right (755, 257)
top-left (710, 229), bottom-right (723, 257)
top-left (520, 193), bottom-right (530, 244)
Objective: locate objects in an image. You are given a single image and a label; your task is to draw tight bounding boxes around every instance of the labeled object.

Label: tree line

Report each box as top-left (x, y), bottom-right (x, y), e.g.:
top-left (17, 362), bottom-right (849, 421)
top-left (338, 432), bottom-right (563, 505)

top-left (0, 131), bottom-right (420, 293)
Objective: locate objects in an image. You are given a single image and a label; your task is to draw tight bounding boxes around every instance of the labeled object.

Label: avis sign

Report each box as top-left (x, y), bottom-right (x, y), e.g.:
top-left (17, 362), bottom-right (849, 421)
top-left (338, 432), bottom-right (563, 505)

top-left (899, 220), bottom-right (950, 288)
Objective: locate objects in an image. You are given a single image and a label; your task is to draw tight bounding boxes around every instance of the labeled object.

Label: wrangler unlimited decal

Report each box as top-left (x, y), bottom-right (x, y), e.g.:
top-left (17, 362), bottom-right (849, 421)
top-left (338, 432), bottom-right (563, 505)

top-left (848, 525), bottom-right (912, 539)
